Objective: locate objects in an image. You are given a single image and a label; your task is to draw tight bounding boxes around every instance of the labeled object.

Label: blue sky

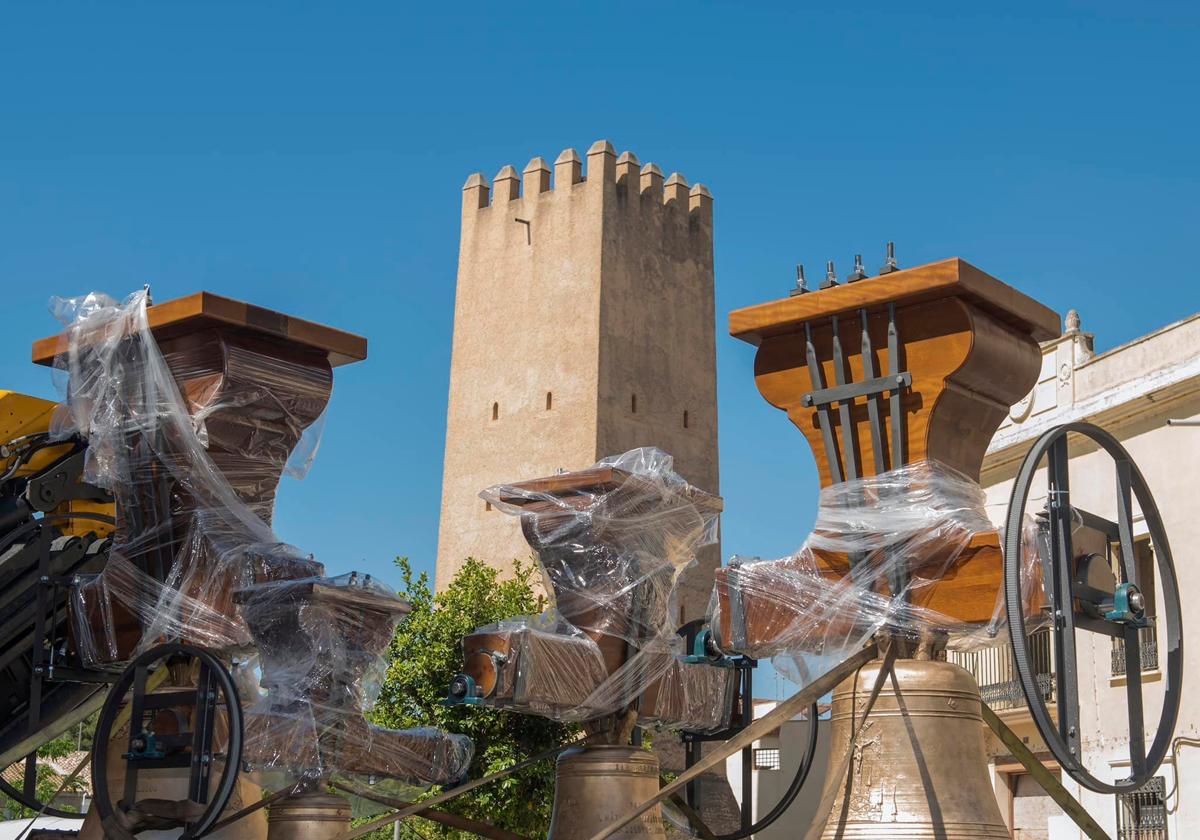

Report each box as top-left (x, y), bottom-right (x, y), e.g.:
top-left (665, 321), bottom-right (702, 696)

top-left (2, 1), bottom-right (1198, 610)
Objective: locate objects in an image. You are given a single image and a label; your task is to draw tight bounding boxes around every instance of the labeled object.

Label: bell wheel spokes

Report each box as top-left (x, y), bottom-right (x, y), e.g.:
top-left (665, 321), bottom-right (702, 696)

top-left (92, 643), bottom-right (243, 838)
top-left (1004, 421), bottom-right (1183, 795)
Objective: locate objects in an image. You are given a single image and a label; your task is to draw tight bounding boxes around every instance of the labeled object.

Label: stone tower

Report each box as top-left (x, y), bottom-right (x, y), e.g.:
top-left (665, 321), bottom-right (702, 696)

top-left (435, 140), bottom-right (719, 619)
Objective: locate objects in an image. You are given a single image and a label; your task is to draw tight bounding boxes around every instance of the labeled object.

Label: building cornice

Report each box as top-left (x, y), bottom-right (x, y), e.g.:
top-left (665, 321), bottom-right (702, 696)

top-left (983, 311), bottom-right (1200, 482)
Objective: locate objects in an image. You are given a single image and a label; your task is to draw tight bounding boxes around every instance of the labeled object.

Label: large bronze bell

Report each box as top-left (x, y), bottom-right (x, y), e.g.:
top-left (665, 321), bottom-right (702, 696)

top-left (548, 745), bottom-right (667, 840)
top-left (817, 659), bottom-right (1009, 839)
top-left (266, 791), bottom-right (351, 840)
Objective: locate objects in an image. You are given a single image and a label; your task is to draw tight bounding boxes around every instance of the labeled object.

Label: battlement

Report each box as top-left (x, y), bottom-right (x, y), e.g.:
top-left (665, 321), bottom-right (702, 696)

top-left (461, 139), bottom-right (712, 229)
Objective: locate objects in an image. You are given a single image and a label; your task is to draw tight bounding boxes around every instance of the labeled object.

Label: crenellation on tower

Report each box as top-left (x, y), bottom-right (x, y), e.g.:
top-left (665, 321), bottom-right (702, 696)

top-left (663, 171), bottom-right (689, 207)
top-left (439, 139), bottom-right (719, 618)
top-left (615, 151), bottom-right (640, 192)
top-left (523, 156), bottom-right (551, 195)
top-left (554, 147), bottom-right (583, 186)
top-left (689, 183), bottom-right (713, 230)
top-left (639, 162), bottom-right (664, 200)
top-left (492, 165), bottom-right (520, 202)
top-left (586, 139), bottom-right (617, 182)
top-left (462, 172), bottom-right (489, 209)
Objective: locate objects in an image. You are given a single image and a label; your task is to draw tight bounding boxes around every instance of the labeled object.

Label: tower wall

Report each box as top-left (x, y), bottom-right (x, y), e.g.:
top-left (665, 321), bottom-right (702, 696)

top-left (436, 140), bottom-right (719, 620)
top-left (595, 151), bottom-right (720, 617)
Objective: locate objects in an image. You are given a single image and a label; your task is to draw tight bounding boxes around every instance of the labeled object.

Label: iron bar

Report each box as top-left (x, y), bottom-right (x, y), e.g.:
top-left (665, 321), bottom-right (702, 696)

top-left (886, 303), bottom-right (905, 467)
top-left (829, 316), bottom-right (859, 481)
top-left (1048, 438), bottom-right (1083, 766)
top-left (858, 309), bottom-right (887, 471)
top-left (804, 322), bottom-right (842, 484)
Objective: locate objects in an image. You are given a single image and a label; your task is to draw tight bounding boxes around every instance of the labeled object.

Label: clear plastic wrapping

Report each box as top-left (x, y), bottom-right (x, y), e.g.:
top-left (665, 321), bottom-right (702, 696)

top-left (237, 572), bottom-right (473, 783)
top-left (707, 460), bottom-right (1046, 686)
top-left (51, 288), bottom-right (472, 785)
top-left (462, 448), bottom-right (733, 731)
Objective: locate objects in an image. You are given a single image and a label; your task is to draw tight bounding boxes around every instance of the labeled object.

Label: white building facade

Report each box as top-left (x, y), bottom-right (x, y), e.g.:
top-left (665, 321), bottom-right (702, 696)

top-left (961, 308), bottom-right (1200, 839)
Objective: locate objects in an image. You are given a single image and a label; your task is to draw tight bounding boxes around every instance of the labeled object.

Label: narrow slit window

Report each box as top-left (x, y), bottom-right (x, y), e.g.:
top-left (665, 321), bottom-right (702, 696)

top-left (631, 394), bottom-right (637, 413)
top-left (546, 391), bottom-right (553, 410)
top-left (683, 410), bottom-right (689, 429)
top-left (492, 402), bottom-right (499, 421)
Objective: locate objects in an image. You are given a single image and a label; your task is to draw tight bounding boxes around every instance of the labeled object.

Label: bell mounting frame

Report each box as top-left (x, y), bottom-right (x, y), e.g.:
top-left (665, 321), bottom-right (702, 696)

top-left (1003, 421), bottom-right (1183, 794)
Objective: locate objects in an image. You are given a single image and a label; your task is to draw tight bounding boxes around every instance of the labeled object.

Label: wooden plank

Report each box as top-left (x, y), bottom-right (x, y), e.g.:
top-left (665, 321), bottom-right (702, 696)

top-left (729, 258), bottom-right (1061, 345)
top-left (333, 734), bottom-right (600, 840)
top-left (32, 291), bottom-right (368, 368)
top-left (800, 647), bottom-right (899, 840)
top-left (581, 642), bottom-right (882, 840)
top-left (0, 689), bottom-right (105, 773)
top-left (496, 466), bottom-right (724, 513)
top-left (981, 703), bottom-right (1111, 840)
top-left (330, 782), bottom-right (535, 840)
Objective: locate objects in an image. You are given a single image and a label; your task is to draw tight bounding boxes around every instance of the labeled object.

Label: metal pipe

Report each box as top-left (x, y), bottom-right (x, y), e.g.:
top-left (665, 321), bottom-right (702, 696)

top-left (1164, 735), bottom-right (1200, 810)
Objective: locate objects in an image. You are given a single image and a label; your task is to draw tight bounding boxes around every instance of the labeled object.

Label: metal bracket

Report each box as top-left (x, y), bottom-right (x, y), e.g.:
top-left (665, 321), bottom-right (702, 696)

top-left (801, 372), bottom-right (911, 409)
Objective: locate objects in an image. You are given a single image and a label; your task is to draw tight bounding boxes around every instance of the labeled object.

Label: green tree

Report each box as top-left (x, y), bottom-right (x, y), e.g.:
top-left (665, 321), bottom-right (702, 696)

top-left (370, 556), bottom-right (578, 840)
top-left (0, 716), bottom-right (94, 820)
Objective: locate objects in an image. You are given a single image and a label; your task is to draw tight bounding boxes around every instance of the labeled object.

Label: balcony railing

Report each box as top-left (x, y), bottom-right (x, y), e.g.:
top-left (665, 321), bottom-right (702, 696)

top-left (948, 629), bottom-right (1056, 712)
top-left (1112, 625), bottom-right (1159, 676)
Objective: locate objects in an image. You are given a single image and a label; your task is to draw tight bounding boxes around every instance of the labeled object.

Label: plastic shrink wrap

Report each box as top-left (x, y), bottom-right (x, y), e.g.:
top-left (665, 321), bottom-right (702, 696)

top-left (460, 448), bottom-right (735, 732)
top-left (707, 460), bottom-right (1048, 686)
top-left (51, 289), bottom-right (471, 785)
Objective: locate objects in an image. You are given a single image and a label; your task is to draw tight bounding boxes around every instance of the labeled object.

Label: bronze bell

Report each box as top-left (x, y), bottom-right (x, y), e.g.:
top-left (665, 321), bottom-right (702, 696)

top-left (548, 745), bottom-right (667, 840)
top-left (817, 659), bottom-right (1009, 839)
top-left (266, 791), bottom-right (351, 840)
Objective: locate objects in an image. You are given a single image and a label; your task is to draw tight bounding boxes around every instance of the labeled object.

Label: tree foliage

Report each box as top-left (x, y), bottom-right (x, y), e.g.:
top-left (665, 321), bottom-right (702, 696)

top-left (370, 556), bottom-right (578, 840)
top-left (0, 717), bottom-right (94, 821)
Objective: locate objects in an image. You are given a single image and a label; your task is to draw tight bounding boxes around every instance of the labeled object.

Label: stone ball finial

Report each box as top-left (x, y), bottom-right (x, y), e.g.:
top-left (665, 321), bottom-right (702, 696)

top-left (1065, 309), bottom-right (1081, 334)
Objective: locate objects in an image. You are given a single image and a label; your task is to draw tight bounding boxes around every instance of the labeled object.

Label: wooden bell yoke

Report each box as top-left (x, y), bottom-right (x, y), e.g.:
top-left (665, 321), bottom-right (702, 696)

top-left (714, 258), bottom-right (1060, 649)
top-left (459, 466), bottom-right (735, 733)
top-left (33, 292), bottom-right (367, 661)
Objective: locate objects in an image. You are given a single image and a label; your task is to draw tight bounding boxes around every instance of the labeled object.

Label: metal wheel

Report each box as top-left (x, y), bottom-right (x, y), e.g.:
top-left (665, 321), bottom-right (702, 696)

top-left (0, 754), bottom-right (81, 819)
top-left (92, 643), bottom-right (243, 838)
top-left (1004, 422), bottom-right (1183, 794)
top-left (714, 701), bottom-right (819, 840)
